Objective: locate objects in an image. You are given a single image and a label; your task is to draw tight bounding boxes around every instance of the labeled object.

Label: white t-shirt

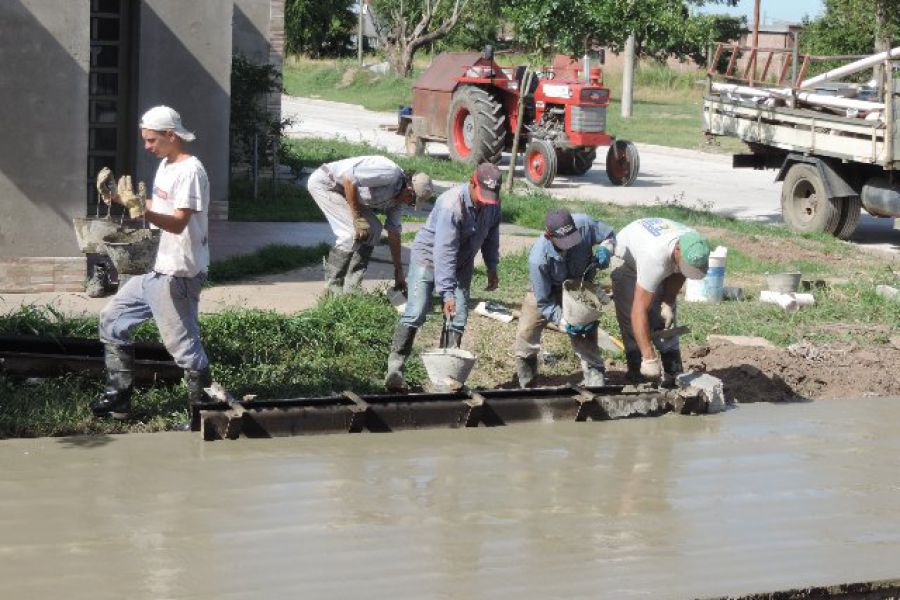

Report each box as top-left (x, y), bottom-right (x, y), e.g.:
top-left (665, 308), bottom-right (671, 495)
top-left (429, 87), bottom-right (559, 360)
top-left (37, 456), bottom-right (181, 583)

top-left (615, 218), bottom-right (696, 292)
top-left (150, 156), bottom-right (210, 277)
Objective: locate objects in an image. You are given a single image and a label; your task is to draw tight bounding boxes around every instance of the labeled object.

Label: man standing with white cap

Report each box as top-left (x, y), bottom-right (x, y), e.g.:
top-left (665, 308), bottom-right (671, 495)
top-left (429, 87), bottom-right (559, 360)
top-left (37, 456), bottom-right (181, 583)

top-left (384, 163), bottom-right (503, 392)
top-left (610, 217), bottom-right (710, 386)
top-left (91, 105), bottom-right (212, 419)
top-left (307, 156), bottom-right (433, 294)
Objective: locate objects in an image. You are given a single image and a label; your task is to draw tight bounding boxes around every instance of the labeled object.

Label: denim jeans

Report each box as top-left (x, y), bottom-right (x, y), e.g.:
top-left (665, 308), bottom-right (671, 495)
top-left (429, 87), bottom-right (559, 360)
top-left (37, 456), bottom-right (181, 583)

top-left (400, 260), bottom-right (469, 332)
top-left (99, 271), bottom-right (209, 370)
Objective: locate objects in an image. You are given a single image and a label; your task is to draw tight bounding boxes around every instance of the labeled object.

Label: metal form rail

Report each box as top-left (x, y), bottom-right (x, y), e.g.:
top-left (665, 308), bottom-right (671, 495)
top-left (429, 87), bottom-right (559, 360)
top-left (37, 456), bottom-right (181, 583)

top-left (0, 334), bottom-right (181, 384)
top-left (699, 577), bottom-right (900, 600)
top-left (192, 384), bottom-right (713, 441)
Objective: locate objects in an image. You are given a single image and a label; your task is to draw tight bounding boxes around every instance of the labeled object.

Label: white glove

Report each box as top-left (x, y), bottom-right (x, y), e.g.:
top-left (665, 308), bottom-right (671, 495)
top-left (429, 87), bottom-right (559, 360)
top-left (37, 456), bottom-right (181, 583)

top-left (660, 302), bottom-right (675, 330)
top-left (640, 356), bottom-right (662, 381)
top-left (96, 168), bottom-right (115, 204)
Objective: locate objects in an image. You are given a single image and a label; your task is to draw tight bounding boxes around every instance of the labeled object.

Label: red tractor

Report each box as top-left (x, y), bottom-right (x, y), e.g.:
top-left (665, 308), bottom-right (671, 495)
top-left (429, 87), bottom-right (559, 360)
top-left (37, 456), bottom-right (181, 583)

top-left (398, 47), bottom-right (639, 188)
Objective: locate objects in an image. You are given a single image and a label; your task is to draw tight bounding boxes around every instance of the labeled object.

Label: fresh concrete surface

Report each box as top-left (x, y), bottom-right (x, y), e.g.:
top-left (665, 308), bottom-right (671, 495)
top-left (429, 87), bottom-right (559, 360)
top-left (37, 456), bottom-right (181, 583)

top-left (1, 397), bottom-right (899, 599)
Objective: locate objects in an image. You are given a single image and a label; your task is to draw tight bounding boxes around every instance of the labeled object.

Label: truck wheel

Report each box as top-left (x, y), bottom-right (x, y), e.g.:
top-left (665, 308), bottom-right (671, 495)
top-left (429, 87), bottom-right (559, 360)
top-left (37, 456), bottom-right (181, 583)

top-left (834, 195), bottom-right (862, 240)
top-left (524, 139), bottom-right (557, 187)
top-left (405, 128), bottom-right (425, 156)
top-left (447, 85), bottom-right (506, 165)
top-left (557, 148), bottom-right (597, 176)
top-left (781, 163), bottom-right (842, 235)
top-left (606, 140), bottom-right (639, 186)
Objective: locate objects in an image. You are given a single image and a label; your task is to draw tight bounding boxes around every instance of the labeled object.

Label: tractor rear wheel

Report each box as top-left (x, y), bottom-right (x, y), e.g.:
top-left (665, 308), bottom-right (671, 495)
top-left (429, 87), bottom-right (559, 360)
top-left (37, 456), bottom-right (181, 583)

top-left (524, 138), bottom-right (557, 187)
top-left (556, 148), bottom-right (597, 176)
top-left (606, 140), bottom-right (640, 186)
top-left (447, 85), bottom-right (507, 165)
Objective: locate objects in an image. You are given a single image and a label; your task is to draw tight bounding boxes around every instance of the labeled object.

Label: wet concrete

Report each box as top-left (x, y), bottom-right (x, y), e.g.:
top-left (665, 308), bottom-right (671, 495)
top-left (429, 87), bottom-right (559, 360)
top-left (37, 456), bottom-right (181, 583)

top-left (2, 397), bottom-right (899, 599)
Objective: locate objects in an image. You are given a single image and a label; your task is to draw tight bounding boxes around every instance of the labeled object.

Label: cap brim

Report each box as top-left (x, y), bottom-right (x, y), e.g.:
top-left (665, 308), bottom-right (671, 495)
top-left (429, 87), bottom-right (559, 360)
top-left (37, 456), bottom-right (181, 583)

top-left (679, 257), bottom-right (708, 280)
top-left (175, 130), bottom-right (196, 142)
top-left (553, 230), bottom-right (582, 250)
top-left (474, 183), bottom-right (500, 205)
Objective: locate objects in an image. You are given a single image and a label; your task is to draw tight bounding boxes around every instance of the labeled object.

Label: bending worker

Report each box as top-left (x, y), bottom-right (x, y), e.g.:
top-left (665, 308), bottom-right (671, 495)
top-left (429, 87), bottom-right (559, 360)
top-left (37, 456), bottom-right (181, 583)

top-left (92, 106), bottom-right (212, 419)
top-left (610, 217), bottom-right (710, 385)
top-left (514, 209), bottom-right (616, 388)
top-left (307, 155), bottom-right (433, 294)
top-left (384, 163), bottom-right (503, 392)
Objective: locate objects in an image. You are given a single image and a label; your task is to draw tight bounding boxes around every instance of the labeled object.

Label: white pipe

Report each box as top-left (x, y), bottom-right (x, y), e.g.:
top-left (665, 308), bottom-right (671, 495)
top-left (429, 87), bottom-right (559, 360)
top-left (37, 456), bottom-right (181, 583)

top-left (800, 46), bottom-right (900, 89)
top-left (712, 82), bottom-right (884, 113)
top-left (759, 291), bottom-right (815, 312)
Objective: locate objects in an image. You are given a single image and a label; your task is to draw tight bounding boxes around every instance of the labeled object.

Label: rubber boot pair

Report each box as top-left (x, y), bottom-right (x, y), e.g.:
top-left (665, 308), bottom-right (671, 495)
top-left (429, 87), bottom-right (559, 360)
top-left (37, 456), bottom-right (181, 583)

top-left (384, 324), bottom-right (417, 392)
top-left (90, 344), bottom-right (134, 419)
top-left (660, 350), bottom-right (683, 389)
top-left (343, 245), bottom-right (374, 292)
top-left (324, 245), bottom-right (374, 294)
top-left (185, 367), bottom-right (213, 406)
top-left (515, 354), bottom-right (538, 389)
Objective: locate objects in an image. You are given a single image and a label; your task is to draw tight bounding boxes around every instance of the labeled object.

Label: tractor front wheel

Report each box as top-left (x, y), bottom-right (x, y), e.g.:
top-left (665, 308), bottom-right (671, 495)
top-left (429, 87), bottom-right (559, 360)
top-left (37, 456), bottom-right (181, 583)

top-left (524, 139), bottom-right (557, 188)
top-left (447, 85), bottom-right (506, 165)
top-left (606, 140), bottom-right (640, 186)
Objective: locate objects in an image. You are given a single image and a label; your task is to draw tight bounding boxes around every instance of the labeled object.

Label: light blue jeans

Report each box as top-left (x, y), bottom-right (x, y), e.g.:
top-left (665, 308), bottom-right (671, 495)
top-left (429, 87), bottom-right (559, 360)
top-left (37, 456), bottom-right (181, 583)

top-left (400, 260), bottom-right (469, 333)
top-left (99, 271), bottom-right (209, 370)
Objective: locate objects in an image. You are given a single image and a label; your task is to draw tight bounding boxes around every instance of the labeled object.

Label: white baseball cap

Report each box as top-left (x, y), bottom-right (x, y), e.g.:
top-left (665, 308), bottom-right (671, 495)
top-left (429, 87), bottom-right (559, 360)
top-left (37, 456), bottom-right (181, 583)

top-left (139, 105), bottom-right (196, 141)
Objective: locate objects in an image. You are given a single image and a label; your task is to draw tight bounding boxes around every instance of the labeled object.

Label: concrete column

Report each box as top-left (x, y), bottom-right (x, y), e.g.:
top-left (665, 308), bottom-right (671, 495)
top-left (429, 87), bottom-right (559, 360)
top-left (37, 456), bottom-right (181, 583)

top-left (621, 34), bottom-right (635, 119)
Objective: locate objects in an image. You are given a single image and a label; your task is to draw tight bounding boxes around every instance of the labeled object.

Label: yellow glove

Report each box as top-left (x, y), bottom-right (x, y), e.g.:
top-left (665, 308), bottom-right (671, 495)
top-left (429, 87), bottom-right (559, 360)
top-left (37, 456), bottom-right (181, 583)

top-left (96, 167), bottom-right (116, 204)
top-left (353, 216), bottom-right (371, 242)
top-left (117, 175), bottom-right (144, 219)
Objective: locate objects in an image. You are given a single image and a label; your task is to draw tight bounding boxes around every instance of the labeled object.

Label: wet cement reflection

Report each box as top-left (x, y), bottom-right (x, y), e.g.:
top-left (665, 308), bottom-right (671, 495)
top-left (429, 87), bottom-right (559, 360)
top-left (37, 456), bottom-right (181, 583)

top-left (1, 398), bottom-right (899, 599)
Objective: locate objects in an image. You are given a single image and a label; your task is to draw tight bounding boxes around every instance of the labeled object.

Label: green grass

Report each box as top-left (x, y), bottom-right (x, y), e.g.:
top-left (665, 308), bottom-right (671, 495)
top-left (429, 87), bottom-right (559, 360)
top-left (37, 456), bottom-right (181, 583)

top-left (207, 243), bottom-right (330, 284)
top-left (283, 57), bottom-right (414, 112)
top-left (229, 176), bottom-right (325, 222)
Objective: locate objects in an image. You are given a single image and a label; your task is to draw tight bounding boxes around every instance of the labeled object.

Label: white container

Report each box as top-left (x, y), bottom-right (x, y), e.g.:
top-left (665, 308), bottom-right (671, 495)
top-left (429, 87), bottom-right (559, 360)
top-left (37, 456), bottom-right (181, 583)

top-left (421, 348), bottom-right (476, 390)
top-left (562, 280), bottom-right (603, 326)
top-left (685, 246), bottom-right (728, 303)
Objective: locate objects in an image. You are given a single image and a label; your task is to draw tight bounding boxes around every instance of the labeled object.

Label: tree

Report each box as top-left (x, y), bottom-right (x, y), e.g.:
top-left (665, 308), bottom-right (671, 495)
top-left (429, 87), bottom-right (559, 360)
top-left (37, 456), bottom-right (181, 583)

top-left (370, 0), bottom-right (473, 76)
top-left (802, 0), bottom-right (899, 57)
top-left (285, 0), bottom-right (356, 57)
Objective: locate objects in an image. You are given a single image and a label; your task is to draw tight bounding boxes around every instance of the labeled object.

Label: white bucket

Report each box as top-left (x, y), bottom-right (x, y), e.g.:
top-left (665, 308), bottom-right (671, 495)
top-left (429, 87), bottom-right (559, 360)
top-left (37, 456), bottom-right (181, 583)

top-left (685, 246), bottom-right (727, 303)
top-left (421, 348), bottom-right (476, 390)
top-left (561, 279), bottom-right (603, 326)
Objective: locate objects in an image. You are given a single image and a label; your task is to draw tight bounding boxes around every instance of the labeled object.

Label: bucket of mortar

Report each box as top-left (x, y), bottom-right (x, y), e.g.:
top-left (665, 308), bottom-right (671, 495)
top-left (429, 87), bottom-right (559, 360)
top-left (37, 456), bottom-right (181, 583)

top-left (73, 217), bottom-right (123, 254)
top-left (562, 279), bottom-right (603, 326)
top-left (103, 229), bottom-right (161, 275)
top-left (685, 246), bottom-right (728, 303)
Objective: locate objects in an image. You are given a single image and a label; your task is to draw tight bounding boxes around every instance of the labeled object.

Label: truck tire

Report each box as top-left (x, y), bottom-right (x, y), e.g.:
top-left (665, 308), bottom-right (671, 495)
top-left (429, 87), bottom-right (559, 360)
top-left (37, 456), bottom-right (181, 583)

top-left (524, 138), bottom-right (557, 187)
top-left (557, 148), bottom-right (597, 176)
top-left (447, 85), bottom-right (507, 165)
top-left (781, 163), bottom-right (842, 235)
top-left (834, 195), bottom-right (862, 240)
top-left (606, 140), bottom-right (639, 186)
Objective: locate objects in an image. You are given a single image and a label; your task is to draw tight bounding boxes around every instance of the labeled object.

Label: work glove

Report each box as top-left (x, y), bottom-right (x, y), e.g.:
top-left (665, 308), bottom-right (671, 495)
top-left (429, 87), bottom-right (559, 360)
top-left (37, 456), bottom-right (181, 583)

top-left (593, 246), bottom-right (612, 270)
top-left (564, 321), bottom-right (599, 337)
top-left (117, 175), bottom-right (145, 219)
top-left (443, 297), bottom-right (456, 318)
top-left (660, 302), bottom-right (675, 330)
top-left (96, 168), bottom-right (116, 204)
top-left (353, 216), bottom-right (371, 242)
top-left (640, 356), bottom-right (662, 381)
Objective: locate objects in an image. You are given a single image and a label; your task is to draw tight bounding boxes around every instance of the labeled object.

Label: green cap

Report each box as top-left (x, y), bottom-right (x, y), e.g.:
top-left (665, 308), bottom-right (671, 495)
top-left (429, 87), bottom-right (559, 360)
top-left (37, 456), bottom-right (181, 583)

top-left (677, 231), bottom-right (710, 280)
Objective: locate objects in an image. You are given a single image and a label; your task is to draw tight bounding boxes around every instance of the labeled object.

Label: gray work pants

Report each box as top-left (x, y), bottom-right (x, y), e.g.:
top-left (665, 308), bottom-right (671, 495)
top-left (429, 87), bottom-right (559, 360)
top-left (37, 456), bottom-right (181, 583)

top-left (514, 291), bottom-right (605, 371)
top-left (609, 258), bottom-right (679, 355)
top-left (307, 168), bottom-right (383, 252)
top-left (99, 271), bottom-right (209, 370)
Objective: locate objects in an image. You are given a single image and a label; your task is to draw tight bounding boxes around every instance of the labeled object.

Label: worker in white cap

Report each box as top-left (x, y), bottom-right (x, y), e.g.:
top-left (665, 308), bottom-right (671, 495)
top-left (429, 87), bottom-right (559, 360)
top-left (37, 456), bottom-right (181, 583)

top-left (92, 105), bottom-right (212, 419)
top-left (610, 218), bottom-right (710, 386)
top-left (307, 156), bottom-right (434, 294)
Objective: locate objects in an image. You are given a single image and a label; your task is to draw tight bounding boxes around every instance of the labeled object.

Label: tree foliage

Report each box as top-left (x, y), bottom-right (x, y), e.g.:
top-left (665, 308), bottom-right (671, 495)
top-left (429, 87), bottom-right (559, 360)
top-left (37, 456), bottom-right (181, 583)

top-left (502, 0), bottom-right (741, 63)
top-left (284, 0), bottom-right (356, 57)
top-left (802, 0), bottom-right (900, 56)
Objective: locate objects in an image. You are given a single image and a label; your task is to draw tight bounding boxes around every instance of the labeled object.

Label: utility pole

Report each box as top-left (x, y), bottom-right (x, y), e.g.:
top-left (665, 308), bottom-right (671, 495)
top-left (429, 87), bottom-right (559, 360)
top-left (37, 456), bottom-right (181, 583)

top-left (358, 0), bottom-right (364, 66)
top-left (622, 34), bottom-right (635, 119)
top-left (749, 0), bottom-right (760, 83)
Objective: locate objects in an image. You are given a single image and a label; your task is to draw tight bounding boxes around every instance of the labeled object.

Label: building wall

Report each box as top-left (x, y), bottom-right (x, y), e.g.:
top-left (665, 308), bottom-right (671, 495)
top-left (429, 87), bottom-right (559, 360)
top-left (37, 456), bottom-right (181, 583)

top-left (233, 0), bottom-right (285, 130)
top-left (0, 1), bottom-right (90, 261)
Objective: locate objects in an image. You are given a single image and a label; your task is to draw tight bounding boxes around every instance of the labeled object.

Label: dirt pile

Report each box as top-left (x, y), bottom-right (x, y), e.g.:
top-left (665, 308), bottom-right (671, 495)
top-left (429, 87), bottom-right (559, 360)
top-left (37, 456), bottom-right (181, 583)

top-left (683, 338), bottom-right (900, 402)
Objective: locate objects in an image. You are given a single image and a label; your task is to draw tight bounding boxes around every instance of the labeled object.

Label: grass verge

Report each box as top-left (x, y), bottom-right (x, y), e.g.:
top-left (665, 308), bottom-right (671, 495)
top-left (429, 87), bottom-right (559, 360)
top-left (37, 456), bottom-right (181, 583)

top-left (208, 243), bottom-right (330, 284)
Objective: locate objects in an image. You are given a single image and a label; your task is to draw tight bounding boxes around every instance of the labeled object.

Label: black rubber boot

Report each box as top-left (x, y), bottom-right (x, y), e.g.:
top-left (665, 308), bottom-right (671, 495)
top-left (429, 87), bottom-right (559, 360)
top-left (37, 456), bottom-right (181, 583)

top-left (515, 354), bottom-right (539, 388)
top-left (384, 324), bottom-right (417, 392)
top-left (625, 350), bottom-right (643, 384)
top-left (343, 245), bottom-right (374, 292)
top-left (323, 247), bottom-right (353, 295)
top-left (660, 350), bottom-right (683, 389)
top-left (185, 367), bottom-right (213, 406)
top-left (581, 364), bottom-right (606, 388)
top-left (90, 344), bottom-right (134, 419)
top-left (445, 329), bottom-right (463, 349)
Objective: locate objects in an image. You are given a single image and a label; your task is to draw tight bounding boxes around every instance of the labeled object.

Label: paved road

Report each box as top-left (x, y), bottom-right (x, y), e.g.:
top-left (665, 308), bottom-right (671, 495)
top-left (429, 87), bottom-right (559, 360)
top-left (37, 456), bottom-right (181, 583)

top-left (2, 397), bottom-right (898, 599)
top-left (284, 95), bottom-right (900, 256)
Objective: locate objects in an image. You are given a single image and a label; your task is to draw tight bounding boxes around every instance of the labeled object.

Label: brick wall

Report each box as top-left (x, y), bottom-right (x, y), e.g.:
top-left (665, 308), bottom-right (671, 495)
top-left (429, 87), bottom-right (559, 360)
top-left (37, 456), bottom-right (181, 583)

top-left (0, 257), bottom-right (85, 293)
top-left (267, 0), bottom-right (285, 123)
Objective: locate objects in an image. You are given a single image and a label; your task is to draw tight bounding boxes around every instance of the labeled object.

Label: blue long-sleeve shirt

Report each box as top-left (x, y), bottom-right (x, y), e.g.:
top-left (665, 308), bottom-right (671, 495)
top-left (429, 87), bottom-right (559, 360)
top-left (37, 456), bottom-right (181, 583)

top-left (528, 213), bottom-right (616, 324)
top-left (411, 183), bottom-right (501, 301)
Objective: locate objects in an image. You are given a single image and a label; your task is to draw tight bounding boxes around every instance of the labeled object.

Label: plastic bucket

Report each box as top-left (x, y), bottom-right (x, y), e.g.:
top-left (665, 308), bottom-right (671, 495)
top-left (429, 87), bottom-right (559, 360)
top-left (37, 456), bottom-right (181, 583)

top-left (103, 229), bottom-right (161, 275)
top-left (72, 217), bottom-right (123, 254)
top-left (685, 246), bottom-right (727, 303)
top-left (766, 272), bottom-right (802, 294)
top-left (562, 279), bottom-right (603, 326)
top-left (421, 348), bottom-right (476, 390)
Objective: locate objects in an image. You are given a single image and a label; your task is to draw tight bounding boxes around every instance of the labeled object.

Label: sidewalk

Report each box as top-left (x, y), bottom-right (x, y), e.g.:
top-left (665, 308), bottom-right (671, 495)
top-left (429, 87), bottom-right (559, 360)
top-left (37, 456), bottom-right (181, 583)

top-left (0, 221), bottom-right (539, 317)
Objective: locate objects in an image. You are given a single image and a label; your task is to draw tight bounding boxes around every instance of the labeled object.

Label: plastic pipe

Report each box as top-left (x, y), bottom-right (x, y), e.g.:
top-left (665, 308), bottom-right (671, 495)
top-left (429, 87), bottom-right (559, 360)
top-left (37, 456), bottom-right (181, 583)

top-left (759, 291), bottom-right (815, 312)
top-left (800, 46), bottom-right (900, 89)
